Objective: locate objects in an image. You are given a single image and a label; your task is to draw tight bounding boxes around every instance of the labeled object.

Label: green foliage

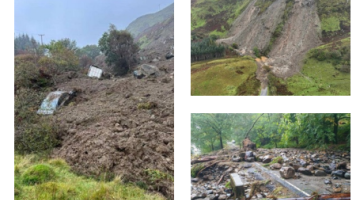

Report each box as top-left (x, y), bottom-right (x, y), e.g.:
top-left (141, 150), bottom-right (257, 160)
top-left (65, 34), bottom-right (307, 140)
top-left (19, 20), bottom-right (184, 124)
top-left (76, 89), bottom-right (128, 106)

top-left (137, 102), bottom-right (157, 110)
top-left (267, 73), bottom-right (293, 96)
top-left (191, 36), bottom-right (225, 62)
top-left (15, 119), bottom-right (61, 154)
top-left (76, 44), bottom-right (100, 60)
top-left (286, 37), bottom-right (350, 95)
top-left (99, 24), bottom-right (139, 76)
top-left (144, 169), bottom-right (174, 184)
top-left (317, 0), bottom-right (350, 37)
top-left (22, 164), bottom-right (56, 185)
top-left (253, 47), bottom-right (261, 58)
top-left (225, 181), bottom-right (232, 189)
top-left (270, 156), bottom-right (283, 164)
top-left (191, 163), bottom-right (204, 178)
top-left (231, 43), bottom-right (239, 49)
top-left (191, 0), bottom-right (251, 37)
top-left (191, 113), bottom-right (350, 154)
top-left (14, 34), bottom-right (41, 55)
top-left (15, 155), bottom-right (164, 200)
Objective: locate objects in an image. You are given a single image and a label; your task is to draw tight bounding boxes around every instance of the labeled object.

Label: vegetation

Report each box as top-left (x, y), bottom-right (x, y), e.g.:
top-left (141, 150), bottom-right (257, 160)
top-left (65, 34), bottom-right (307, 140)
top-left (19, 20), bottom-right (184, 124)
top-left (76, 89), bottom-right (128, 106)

top-left (316, 0), bottom-right (350, 37)
top-left (191, 163), bottom-right (204, 178)
top-left (14, 34), bottom-right (41, 55)
top-left (191, 113), bottom-right (350, 154)
top-left (99, 24), bottom-right (139, 76)
top-left (15, 155), bottom-right (165, 200)
top-left (191, 36), bottom-right (225, 62)
top-left (191, 57), bottom-right (260, 95)
top-left (286, 37), bottom-right (350, 95)
top-left (255, 0), bottom-right (276, 15)
top-left (191, 0), bottom-right (251, 38)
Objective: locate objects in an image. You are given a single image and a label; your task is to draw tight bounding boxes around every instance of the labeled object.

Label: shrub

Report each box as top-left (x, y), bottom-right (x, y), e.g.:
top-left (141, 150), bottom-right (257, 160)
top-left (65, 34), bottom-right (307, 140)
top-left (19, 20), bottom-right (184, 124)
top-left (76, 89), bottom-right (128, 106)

top-left (22, 164), bottom-right (56, 185)
top-left (15, 119), bottom-right (61, 154)
top-left (34, 182), bottom-right (77, 200)
top-left (137, 102), bottom-right (157, 110)
top-left (191, 163), bottom-right (204, 178)
top-left (231, 43), bottom-right (239, 49)
top-left (253, 47), bottom-right (261, 58)
top-left (270, 156), bottom-right (283, 164)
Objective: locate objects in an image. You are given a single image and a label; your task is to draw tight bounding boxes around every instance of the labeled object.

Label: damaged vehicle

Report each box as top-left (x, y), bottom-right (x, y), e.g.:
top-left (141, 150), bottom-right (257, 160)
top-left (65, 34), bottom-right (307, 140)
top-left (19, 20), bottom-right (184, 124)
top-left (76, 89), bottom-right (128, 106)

top-left (37, 90), bottom-right (76, 115)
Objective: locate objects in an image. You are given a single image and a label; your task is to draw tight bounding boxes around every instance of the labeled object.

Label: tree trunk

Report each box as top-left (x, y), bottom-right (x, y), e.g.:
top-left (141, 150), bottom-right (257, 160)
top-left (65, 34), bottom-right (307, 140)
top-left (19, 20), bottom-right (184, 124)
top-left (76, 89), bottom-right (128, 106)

top-left (219, 131), bottom-right (223, 149)
top-left (334, 114), bottom-right (339, 144)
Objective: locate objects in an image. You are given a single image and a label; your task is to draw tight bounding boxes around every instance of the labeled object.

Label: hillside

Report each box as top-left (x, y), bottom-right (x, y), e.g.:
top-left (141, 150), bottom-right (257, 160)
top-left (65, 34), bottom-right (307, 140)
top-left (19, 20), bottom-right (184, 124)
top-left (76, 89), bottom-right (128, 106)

top-left (127, 3), bottom-right (174, 61)
top-left (191, 0), bottom-right (350, 96)
top-left (127, 3), bottom-right (174, 38)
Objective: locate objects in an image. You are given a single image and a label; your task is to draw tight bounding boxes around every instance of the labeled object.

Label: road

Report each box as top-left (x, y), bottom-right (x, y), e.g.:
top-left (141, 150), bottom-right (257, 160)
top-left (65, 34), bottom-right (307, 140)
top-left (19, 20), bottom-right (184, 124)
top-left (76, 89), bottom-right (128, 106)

top-left (260, 87), bottom-right (268, 96)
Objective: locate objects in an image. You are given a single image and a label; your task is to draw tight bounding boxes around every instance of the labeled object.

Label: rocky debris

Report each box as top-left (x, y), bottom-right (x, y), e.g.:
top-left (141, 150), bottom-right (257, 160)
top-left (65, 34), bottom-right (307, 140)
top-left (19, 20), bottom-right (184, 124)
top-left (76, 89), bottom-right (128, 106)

top-left (324, 179), bottom-right (332, 184)
top-left (332, 170), bottom-right (346, 178)
top-left (262, 155), bottom-right (273, 163)
top-left (314, 170), bottom-right (327, 176)
top-left (270, 163), bottom-right (282, 170)
top-left (298, 167), bottom-right (312, 176)
top-left (344, 171), bottom-right (350, 179)
top-left (333, 183), bottom-right (342, 193)
top-left (279, 167), bottom-right (295, 179)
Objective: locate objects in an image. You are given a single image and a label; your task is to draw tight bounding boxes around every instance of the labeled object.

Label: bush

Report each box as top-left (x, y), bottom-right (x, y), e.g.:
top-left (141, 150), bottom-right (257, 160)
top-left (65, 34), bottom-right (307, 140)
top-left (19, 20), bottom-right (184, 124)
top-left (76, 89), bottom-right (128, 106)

top-left (22, 164), bottom-right (56, 185)
top-left (191, 163), bottom-right (204, 178)
top-left (231, 43), bottom-right (239, 49)
top-left (15, 119), bottom-right (61, 154)
top-left (253, 47), bottom-right (261, 58)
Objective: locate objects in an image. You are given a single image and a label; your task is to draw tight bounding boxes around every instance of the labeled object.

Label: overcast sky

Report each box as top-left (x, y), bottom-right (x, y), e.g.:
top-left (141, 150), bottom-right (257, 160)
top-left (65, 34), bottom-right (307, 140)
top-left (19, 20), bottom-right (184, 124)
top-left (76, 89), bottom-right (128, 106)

top-left (14, 0), bottom-right (174, 47)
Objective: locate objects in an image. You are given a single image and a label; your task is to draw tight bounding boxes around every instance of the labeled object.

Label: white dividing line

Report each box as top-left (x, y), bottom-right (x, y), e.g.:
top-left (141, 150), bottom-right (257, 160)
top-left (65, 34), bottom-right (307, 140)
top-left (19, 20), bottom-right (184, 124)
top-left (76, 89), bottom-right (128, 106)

top-left (254, 162), bottom-right (310, 197)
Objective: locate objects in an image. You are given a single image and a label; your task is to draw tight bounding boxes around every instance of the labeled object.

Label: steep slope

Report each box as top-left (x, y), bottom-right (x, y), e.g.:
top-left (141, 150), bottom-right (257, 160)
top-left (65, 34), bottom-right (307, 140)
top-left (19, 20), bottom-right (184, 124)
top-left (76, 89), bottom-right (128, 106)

top-left (126, 3), bottom-right (174, 38)
top-left (191, 0), bottom-right (350, 95)
top-left (127, 4), bottom-right (174, 61)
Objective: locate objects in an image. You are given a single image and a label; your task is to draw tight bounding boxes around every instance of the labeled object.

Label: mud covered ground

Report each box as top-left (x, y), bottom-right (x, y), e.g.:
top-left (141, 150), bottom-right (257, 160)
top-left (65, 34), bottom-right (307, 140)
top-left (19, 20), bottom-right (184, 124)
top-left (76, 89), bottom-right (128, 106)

top-left (47, 59), bottom-right (174, 199)
top-left (191, 145), bottom-right (350, 200)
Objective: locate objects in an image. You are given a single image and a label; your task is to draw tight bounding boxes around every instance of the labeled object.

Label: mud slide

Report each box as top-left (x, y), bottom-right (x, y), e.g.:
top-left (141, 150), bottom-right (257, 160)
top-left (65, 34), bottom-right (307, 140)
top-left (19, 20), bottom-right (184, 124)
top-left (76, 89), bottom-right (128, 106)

top-left (269, 0), bottom-right (322, 78)
top-left (217, 0), bottom-right (286, 51)
top-left (217, 0), bottom-right (323, 80)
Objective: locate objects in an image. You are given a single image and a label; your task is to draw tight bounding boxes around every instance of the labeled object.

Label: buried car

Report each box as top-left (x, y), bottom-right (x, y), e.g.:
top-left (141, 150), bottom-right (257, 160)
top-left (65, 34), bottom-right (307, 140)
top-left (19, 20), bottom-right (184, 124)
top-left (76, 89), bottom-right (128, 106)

top-left (37, 91), bottom-right (76, 115)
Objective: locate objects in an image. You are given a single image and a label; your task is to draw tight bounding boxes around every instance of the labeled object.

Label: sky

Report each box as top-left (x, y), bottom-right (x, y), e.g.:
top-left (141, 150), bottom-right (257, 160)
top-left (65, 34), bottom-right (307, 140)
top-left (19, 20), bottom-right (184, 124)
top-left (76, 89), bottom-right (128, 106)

top-left (14, 0), bottom-right (174, 47)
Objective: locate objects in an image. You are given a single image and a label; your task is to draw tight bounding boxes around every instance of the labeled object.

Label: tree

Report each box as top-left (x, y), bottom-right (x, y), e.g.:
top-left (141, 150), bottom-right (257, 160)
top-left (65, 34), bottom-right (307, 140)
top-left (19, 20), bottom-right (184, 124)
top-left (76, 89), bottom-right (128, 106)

top-left (99, 24), bottom-right (139, 76)
top-left (76, 45), bottom-right (101, 60)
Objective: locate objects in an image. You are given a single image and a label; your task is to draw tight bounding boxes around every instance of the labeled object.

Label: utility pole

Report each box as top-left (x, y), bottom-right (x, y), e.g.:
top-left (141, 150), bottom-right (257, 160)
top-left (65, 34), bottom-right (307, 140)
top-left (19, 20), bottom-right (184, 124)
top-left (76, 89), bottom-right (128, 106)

top-left (38, 34), bottom-right (44, 45)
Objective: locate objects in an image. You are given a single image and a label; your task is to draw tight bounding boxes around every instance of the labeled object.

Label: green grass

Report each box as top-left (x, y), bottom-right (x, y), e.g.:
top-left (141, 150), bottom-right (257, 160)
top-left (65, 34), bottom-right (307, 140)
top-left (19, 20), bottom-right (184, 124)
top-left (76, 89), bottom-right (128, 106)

top-left (286, 37), bottom-right (350, 96)
top-left (317, 0), bottom-right (350, 36)
top-left (191, 0), bottom-right (251, 38)
top-left (191, 57), bottom-right (260, 95)
top-left (286, 59), bottom-right (350, 95)
top-left (15, 154), bottom-right (165, 200)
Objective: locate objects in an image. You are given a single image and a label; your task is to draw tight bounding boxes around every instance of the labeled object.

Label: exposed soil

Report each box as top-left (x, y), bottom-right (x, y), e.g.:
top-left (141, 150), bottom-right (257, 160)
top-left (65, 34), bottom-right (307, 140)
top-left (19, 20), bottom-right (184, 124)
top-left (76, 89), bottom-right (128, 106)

top-left (49, 59), bottom-right (174, 199)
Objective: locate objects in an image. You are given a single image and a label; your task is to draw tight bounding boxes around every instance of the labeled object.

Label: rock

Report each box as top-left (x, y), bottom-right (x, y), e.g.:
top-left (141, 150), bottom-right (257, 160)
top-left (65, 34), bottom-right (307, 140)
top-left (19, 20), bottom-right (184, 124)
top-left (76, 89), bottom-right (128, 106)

top-left (332, 170), bottom-right (345, 178)
top-left (300, 159), bottom-right (307, 166)
top-left (344, 171), bottom-right (350, 179)
top-left (245, 151), bottom-right (254, 158)
top-left (333, 183), bottom-right (342, 193)
top-left (232, 156), bottom-right (242, 162)
top-left (336, 162), bottom-right (347, 169)
top-left (244, 163), bottom-right (252, 168)
top-left (314, 170), bottom-right (327, 176)
top-left (262, 155), bottom-right (273, 163)
top-left (279, 167), bottom-right (295, 179)
top-left (289, 163), bottom-right (300, 171)
top-left (206, 190), bottom-right (213, 194)
top-left (306, 165), bottom-right (314, 171)
top-left (208, 194), bottom-right (218, 200)
top-left (239, 152), bottom-right (246, 158)
top-left (192, 178), bottom-right (199, 182)
top-left (218, 194), bottom-right (227, 200)
top-left (298, 167), bottom-right (312, 176)
top-left (270, 163), bottom-right (282, 170)
top-left (324, 179), bottom-right (332, 184)
top-left (329, 162), bottom-right (336, 171)
top-left (246, 157), bottom-right (254, 162)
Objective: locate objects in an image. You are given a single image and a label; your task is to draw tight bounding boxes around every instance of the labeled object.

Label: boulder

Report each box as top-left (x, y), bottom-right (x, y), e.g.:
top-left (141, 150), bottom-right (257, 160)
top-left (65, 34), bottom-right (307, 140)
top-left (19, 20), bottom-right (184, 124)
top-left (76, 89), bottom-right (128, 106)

top-left (336, 162), bottom-right (347, 170)
top-left (139, 64), bottom-right (160, 77)
top-left (332, 170), bottom-right (345, 178)
top-left (298, 167), bottom-right (312, 176)
top-left (314, 170), bottom-right (327, 176)
top-left (239, 152), bottom-right (246, 159)
top-left (232, 156), bottom-right (241, 162)
top-left (306, 165), bottom-right (314, 171)
top-left (245, 151), bottom-right (254, 158)
top-left (344, 171), bottom-right (350, 179)
top-left (279, 167), bottom-right (295, 179)
top-left (329, 162), bottom-right (336, 171)
top-left (289, 163), bottom-right (300, 171)
top-left (324, 179), bottom-right (332, 184)
top-left (246, 157), bottom-right (254, 162)
top-left (270, 163), bottom-right (282, 170)
top-left (262, 155), bottom-right (273, 163)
